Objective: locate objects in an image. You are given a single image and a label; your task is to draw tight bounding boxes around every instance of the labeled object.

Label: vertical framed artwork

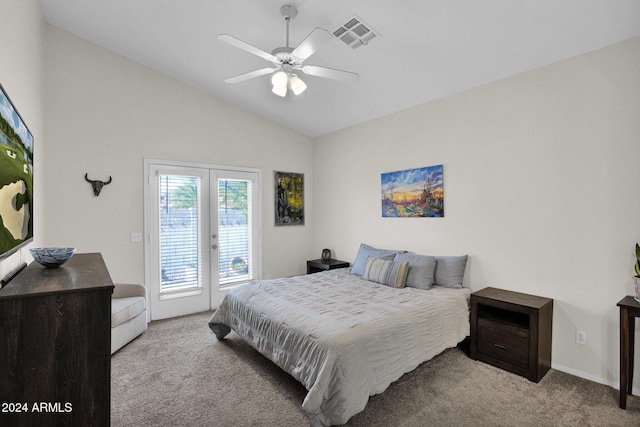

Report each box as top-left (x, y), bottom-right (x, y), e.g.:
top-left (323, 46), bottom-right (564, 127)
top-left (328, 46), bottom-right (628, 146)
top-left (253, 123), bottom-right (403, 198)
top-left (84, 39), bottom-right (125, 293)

top-left (381, 165), bottom-right (444, 217)
top-left (274, 171), bottom-right (304, 226)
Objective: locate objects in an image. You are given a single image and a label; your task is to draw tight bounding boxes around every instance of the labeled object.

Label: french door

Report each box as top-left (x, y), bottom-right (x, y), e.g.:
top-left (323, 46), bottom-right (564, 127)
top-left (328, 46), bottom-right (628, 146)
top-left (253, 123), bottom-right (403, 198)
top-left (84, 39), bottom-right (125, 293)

top-left (145, 160), bottom-right (261, 320)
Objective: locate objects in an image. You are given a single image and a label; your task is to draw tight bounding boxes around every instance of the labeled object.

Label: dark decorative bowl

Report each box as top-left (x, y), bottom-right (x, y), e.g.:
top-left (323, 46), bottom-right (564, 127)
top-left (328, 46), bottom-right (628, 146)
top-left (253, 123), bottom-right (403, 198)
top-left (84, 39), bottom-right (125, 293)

top-left (30, 248), bottom-right (76, 268)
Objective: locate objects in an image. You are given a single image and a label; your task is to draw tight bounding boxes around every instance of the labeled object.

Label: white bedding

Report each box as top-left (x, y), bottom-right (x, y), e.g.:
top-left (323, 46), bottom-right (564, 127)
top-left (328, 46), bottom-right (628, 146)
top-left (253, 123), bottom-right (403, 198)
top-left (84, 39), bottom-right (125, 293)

top-left (208, 268), bottom-right (471, 426)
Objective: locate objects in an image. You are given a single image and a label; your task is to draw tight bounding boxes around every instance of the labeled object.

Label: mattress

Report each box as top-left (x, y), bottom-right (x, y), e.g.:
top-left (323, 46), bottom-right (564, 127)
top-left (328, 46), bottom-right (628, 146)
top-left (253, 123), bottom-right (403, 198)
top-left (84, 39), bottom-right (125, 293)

top-left (209, 268), bottom-right (471, 426)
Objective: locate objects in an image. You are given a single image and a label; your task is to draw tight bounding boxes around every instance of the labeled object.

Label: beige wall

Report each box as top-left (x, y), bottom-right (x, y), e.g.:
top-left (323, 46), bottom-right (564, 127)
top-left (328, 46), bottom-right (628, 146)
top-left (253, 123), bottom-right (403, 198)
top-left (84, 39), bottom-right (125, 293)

top-left (42, 26), bottom-right (315, 283)
top-left (4, 0), bottom-right (640, 392)
top-left (0, 0), bottom-right (44, 278)
top-left (313, 37), bottom-right (640, 388)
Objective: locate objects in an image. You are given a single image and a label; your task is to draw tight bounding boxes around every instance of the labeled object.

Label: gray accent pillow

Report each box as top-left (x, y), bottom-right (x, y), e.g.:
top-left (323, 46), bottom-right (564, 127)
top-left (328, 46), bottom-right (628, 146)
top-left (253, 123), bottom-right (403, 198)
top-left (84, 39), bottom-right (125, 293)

top-left (434, 255), bottom-right (468, 288)
top-left (351, 244), bottom-right (403, 276)
top-left (362, 256), bottom-right (409, 288)
top-left (394, 253), bottom-right (437, 290)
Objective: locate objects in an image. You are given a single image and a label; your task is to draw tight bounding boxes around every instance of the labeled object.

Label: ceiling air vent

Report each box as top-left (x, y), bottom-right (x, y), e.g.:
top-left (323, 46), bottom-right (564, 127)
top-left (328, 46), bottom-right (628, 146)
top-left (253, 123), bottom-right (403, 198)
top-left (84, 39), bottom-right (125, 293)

top-left (333, 15), bottom-right (380, 49)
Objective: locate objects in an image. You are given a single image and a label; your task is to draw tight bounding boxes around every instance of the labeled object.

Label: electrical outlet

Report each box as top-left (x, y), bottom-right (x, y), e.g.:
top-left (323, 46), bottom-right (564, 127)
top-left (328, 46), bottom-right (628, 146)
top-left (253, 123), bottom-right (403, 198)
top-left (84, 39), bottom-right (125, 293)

top-left (130, 232), bottom-right (142, 242)
top-left (576, 330), bottom-right (587, 345)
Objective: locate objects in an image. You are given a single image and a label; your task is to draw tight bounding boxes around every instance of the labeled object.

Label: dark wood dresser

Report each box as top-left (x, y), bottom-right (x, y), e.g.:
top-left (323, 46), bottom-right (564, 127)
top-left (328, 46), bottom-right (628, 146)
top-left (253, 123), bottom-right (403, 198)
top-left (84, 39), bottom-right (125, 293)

top-left (470, 287), bottom-right (553, 382)
top-left (0, 253), bottom-right (114, 426)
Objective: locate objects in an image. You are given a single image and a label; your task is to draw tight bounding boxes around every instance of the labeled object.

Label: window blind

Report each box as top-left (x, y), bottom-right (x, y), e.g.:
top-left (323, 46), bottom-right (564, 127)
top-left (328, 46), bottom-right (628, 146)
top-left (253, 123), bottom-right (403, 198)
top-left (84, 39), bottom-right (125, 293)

top-left (159, 175), bottom-right (200, 292)
top-left (218, 179), bottom-right (252, 286)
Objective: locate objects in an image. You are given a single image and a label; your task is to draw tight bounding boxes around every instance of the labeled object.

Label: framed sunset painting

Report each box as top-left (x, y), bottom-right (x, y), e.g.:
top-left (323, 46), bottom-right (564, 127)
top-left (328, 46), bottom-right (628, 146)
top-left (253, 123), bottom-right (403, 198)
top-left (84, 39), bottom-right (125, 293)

top-left (381, 165), bottom-right (444, 217)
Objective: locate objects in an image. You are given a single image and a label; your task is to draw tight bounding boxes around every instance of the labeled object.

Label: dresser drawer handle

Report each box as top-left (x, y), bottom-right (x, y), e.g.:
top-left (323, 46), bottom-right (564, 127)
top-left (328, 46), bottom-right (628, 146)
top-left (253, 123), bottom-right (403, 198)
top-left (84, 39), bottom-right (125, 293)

top-left (493, 343), bottom-right (508, 350)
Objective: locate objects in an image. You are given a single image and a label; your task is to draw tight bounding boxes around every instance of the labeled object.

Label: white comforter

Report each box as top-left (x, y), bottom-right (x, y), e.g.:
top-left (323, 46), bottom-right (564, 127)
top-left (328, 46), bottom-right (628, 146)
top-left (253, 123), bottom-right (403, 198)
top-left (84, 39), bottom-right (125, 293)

top-left (208, 268), bottom-right (471, 426)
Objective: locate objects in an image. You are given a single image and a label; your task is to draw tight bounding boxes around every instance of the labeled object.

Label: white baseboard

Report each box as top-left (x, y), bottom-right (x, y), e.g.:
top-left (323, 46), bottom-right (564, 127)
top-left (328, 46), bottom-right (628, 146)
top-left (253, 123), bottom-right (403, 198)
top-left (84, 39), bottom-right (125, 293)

top-left (552, 363), bottom-right (640, 396)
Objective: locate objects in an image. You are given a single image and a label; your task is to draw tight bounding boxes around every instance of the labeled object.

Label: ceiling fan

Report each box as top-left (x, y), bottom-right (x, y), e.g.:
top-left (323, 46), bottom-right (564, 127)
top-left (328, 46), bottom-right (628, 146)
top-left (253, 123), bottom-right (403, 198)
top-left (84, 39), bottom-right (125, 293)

top-left (218, 4), bottom-right (359, 98)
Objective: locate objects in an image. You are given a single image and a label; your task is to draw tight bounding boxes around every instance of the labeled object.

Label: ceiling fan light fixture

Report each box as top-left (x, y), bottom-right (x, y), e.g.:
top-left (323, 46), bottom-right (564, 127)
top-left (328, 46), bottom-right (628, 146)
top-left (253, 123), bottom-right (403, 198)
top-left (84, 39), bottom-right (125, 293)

top-left (289, 74), bottom-right (307, 96)
top-left (219, 4), bottom-right (359, 98)
top-left (272, 83), bottom-right (288, 97)
top-left (271, 70), bottom-right (288, 88)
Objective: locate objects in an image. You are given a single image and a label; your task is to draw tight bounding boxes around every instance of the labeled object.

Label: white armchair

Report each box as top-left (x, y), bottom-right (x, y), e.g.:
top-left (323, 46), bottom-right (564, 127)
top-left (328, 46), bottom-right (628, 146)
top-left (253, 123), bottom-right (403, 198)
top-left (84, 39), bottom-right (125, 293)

top-left (111, 283), bottom-right (147, 354)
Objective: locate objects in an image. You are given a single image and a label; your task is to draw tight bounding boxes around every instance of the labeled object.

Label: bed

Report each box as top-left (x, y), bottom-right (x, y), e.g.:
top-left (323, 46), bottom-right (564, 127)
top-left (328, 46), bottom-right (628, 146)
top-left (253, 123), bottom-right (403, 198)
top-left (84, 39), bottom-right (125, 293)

top-left (209, 249), bottom-right (471, 426)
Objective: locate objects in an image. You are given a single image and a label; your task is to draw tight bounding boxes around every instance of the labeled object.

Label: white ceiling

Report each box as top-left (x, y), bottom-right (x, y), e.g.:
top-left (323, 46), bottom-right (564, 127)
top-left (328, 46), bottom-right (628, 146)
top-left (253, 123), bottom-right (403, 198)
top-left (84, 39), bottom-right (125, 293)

top-left (39, 0), bottom-right (640, 138)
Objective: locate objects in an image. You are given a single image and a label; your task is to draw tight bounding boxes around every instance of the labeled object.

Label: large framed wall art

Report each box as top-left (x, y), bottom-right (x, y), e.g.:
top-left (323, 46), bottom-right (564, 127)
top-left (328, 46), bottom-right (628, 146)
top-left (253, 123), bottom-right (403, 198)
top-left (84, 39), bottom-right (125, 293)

top-left (0, 84), bottom-right (34, 258)
top-left (274, 171), bottom-right (304, 226)
top-left (381, 165), bottom-right (444, 218)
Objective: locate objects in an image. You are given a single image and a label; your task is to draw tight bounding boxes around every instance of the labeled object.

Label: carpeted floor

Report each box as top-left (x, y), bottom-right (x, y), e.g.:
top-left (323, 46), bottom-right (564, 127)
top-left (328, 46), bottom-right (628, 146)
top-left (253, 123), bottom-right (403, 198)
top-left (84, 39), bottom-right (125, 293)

top-left (111, 311), bottom-right (640, 426)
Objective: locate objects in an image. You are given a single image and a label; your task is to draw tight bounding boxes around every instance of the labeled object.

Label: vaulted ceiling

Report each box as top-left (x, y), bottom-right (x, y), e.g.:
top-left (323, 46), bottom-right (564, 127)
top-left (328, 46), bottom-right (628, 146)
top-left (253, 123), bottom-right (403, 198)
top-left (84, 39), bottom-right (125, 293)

top-left (39, 0), bottom-right (640, 137)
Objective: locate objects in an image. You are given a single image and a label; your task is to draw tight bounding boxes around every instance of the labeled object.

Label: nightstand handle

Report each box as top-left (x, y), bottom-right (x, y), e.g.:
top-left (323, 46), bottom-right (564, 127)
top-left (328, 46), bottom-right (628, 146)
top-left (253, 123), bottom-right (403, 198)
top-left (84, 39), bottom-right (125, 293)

top-left (493, 343), bottom-right (508, 350)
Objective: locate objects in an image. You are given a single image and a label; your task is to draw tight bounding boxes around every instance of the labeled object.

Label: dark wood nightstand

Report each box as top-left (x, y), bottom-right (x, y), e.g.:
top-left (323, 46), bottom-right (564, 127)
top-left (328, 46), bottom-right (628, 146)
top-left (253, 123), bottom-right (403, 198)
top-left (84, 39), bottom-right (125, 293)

top-left (618, 296), bottom-right (640, 409)
top-left (470, 287), bottom-right (553, 382)
top-left (307, 259), bottom-right (350, 274)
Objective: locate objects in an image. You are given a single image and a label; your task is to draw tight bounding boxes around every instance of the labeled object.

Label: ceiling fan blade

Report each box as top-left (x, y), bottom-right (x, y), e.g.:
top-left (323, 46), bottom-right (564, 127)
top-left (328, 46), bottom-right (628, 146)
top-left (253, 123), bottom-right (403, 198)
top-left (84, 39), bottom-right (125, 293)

top-left (224, 67), bottom-right (278, 84)
top-left (218, 34), bottom-right (277, 62)
top-left (291, 28), bottom-right (333, 61)
top-left (301, 65), bottom-right (359, 82)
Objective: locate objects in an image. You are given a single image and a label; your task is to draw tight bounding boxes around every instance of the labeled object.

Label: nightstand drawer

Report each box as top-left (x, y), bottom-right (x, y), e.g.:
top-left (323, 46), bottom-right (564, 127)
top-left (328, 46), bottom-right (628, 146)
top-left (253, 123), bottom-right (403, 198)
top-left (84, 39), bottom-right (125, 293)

top-left (477, 318), bottom-right (529, 369)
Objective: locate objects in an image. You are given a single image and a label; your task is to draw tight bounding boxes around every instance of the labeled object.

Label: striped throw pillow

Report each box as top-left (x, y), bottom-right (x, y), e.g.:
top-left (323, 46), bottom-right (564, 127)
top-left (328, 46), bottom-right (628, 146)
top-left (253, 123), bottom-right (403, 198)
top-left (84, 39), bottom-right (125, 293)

top-left (362, 256), bottom-right (409, 288)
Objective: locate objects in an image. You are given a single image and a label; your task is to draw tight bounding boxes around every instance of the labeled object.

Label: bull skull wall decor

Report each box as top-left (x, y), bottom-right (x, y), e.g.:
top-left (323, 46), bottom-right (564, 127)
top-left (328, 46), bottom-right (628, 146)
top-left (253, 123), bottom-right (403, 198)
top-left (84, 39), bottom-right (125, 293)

top-left (85, 173), bottom-right (112, 196)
